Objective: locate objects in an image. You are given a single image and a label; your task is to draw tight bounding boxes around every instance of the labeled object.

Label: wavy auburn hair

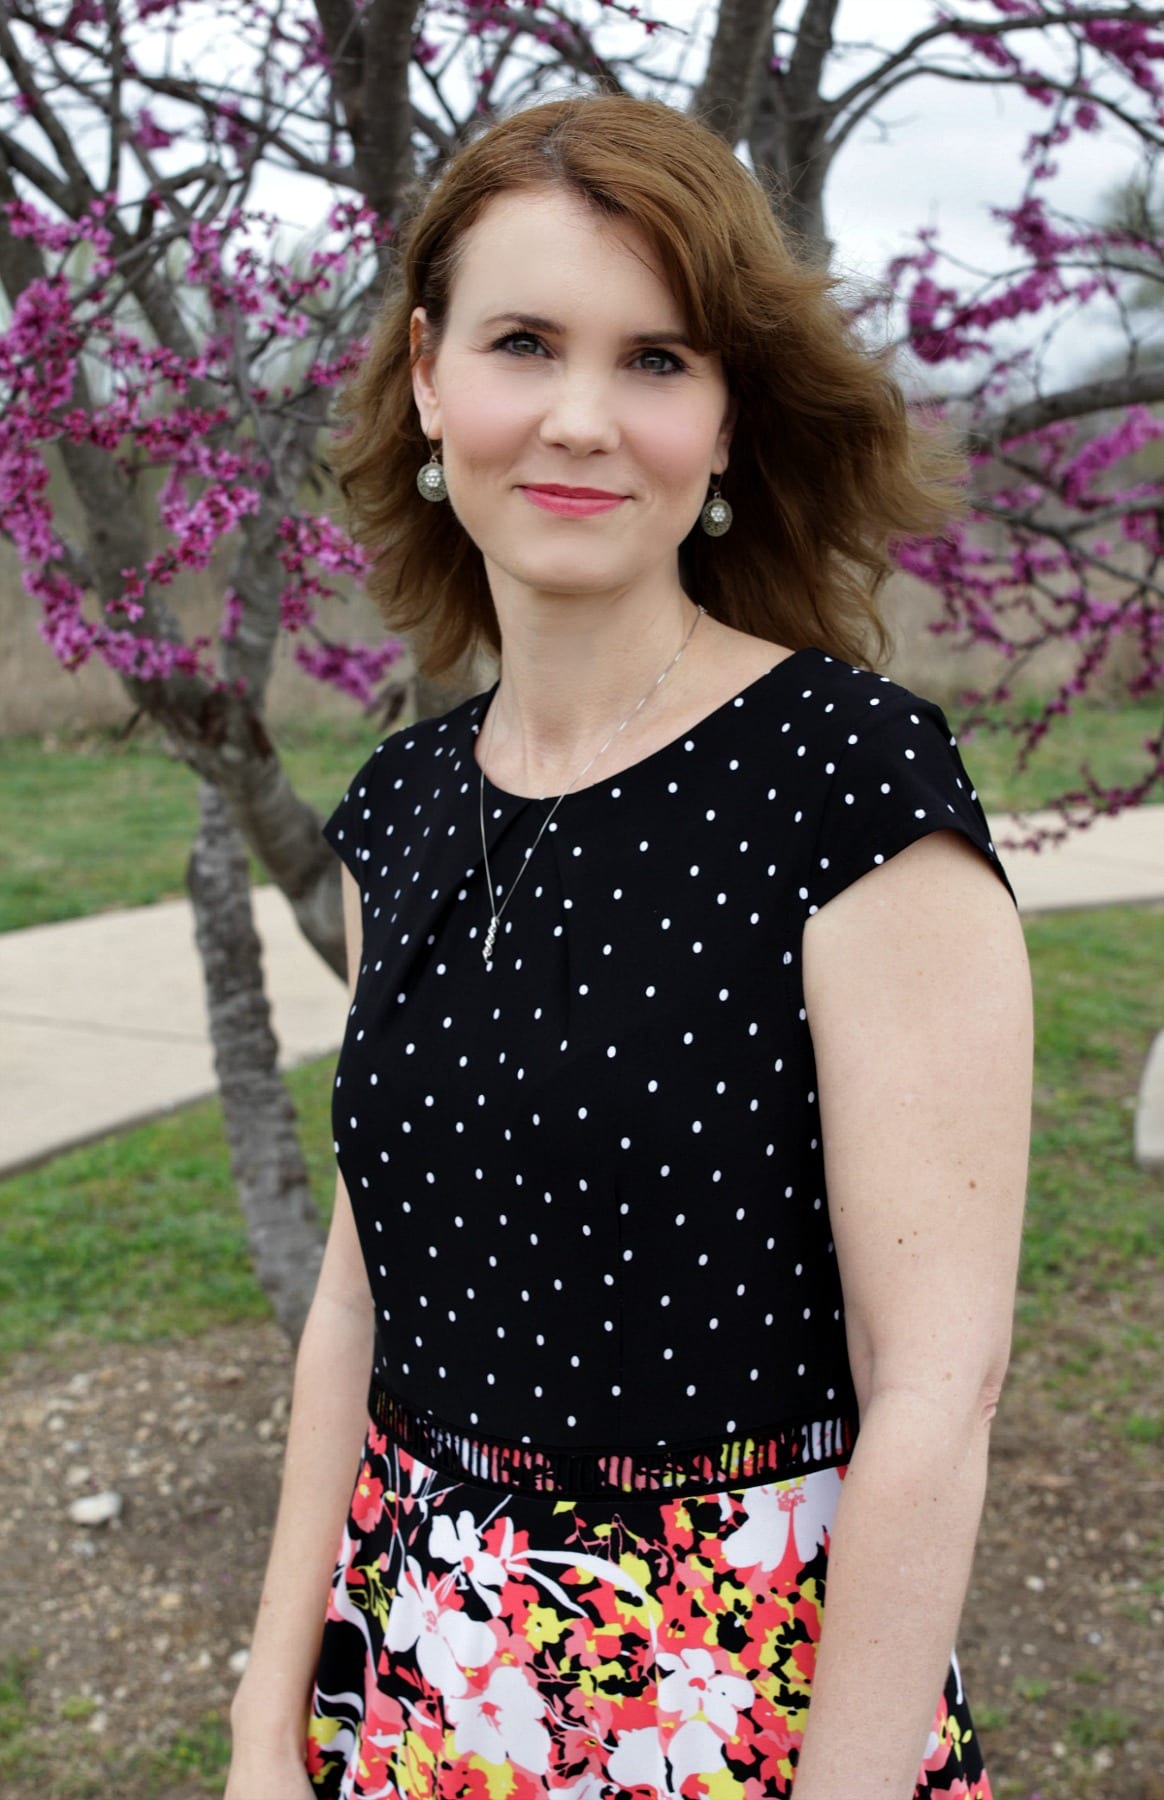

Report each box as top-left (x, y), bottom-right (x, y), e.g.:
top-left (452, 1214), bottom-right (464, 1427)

top-left (332, 92), bottom-right (961, 681)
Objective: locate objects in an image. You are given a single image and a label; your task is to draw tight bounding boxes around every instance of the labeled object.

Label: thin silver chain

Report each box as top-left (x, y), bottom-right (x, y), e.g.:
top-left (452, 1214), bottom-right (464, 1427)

top-left (477, 604), bottom-right (707, 966)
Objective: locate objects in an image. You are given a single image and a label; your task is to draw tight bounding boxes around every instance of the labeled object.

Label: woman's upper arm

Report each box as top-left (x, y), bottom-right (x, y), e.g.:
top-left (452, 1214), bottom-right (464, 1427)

top-left (315, 864), bottom-right (372, 1320)
top-left (802, 828), bottom-right (1033, 1424)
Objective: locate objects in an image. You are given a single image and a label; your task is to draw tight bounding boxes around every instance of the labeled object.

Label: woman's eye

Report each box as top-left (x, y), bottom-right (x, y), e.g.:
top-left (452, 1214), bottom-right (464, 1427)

top-left (494, 333), bottom-right (544, 357)
top-left (491, 333), bottom-right (684, 375)
top-left (638, 348), bottom-right (686, 375)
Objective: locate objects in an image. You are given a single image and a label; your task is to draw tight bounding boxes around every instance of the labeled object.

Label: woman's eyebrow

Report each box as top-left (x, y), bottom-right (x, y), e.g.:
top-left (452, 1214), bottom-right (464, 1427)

top-left (481, 310), bottom-right (695, 350)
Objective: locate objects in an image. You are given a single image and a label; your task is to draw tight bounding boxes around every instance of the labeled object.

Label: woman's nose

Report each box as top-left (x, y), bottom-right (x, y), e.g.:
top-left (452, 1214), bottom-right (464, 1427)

top-left (537, 371), bottom-right (621, 454)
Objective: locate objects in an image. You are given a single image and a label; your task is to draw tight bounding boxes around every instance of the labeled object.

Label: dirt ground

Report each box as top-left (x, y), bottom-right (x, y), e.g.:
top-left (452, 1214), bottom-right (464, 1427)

top-left (1, 1305), bottom-right (1160, 1800)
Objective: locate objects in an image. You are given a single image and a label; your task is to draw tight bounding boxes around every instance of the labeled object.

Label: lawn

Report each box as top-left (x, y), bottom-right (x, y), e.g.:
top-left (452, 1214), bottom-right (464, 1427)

top-left (0, 691), bottom-right (1159, 932)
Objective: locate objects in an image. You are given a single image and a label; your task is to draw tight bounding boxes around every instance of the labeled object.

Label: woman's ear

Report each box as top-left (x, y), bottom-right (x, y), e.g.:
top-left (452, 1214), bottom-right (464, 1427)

top-left (714, 392), bottom-right (739, 475)
top-left (410, 307), bottom-right (441, 439)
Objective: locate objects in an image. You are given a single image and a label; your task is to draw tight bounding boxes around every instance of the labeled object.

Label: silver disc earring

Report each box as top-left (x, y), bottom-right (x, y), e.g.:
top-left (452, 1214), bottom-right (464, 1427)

top-left (700, 473), bottom-right (732, 536)
top-left (416, 437), bottom-right (448, 503)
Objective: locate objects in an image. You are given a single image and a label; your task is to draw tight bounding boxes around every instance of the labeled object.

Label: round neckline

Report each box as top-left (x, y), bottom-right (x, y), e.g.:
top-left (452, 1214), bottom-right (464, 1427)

top-left (469, 645), bottom-right (825, 804)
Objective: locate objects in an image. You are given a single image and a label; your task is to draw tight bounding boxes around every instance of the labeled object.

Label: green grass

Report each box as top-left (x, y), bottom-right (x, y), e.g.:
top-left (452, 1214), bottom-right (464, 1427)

top-left (132, 1714), bottom-right (233, 1795)
top-left (0, 905), bottom-right (1159, 1387)
top-left (0, 1058), bottom-right (335, 1372)
top-left (0, 714), bottom-right (377, 932)
top-left (950, 692), bottom-right (1162, 816)
top-left (1018, 906), bottom-right (1163, 1304)
top-left (1066, 1706), bottom-right (1133, 1749)
top-left (0, 1651), bottom-right (38, 1781)
top-left (0, 694), bottom-right (1160, 932)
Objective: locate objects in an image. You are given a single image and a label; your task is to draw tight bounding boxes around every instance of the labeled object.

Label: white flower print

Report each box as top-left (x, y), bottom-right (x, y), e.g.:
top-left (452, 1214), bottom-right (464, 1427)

top-left (428, 1506), bottom-right (509, 1616)
top-left (721, 1465), bottom-right (842, 1573)
top-left (607, 1718), bottom-right (734, 1792)
top-left (383, 1554), bottom-right (495, 1699)
top-left (657, 1646), bottom-right (753, 1734)
top-left (445, 1663), bottom-right (551, 1774)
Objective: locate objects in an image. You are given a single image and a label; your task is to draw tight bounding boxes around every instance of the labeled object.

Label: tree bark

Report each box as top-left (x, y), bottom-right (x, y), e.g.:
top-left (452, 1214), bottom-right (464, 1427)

top-left (972, 366), bottom-right (1164, 449)
top-left (692, 0), bottom-right (775, 147)
top-left (187, 779), bottom-right (325, 1345)
top-left (738, 0), bottom-right (836, 257)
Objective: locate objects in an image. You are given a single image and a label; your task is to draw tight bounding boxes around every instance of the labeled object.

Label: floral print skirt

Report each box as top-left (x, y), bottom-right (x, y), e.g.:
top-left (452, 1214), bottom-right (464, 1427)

top-left (306, 1416), bottom-right (992, 1798)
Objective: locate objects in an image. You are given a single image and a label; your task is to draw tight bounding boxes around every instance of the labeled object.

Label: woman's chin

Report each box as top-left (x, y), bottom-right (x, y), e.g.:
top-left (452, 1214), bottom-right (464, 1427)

top-left (486, 554), bottom-right (638, 601)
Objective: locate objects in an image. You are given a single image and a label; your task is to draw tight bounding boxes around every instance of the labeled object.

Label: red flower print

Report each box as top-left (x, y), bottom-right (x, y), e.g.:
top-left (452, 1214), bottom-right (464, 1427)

top-left (352, 1461), bottom-right (386, 1532)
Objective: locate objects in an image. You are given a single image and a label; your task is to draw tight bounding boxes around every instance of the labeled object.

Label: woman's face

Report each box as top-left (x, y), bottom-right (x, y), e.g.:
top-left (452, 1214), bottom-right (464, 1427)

top-left (410, 184), bottom-right (737, 610)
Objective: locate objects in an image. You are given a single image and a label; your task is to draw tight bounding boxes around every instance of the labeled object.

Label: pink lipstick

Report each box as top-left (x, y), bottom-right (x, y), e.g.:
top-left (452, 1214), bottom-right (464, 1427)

top-left (520, 486), bottom-right (626, 518)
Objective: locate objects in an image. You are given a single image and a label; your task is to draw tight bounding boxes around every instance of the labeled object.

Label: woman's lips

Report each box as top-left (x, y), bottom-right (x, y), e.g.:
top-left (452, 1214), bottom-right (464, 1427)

top-left (520, 487), bottom-right (626, 518)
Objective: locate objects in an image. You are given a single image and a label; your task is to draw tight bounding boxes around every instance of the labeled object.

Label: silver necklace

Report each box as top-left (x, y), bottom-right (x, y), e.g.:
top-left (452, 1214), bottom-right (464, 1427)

top-left (476, 603), bottom-right (706, 966)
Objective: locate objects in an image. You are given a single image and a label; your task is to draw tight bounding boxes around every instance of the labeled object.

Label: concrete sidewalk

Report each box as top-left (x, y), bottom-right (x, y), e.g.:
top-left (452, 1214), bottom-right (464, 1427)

top-left (2, 805), bottom-right (1162, 1178)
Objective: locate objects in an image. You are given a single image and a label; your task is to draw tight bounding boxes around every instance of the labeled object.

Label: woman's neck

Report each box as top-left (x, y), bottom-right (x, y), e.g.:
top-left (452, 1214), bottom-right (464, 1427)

top-left (478, 592), bottom-right (709, 795)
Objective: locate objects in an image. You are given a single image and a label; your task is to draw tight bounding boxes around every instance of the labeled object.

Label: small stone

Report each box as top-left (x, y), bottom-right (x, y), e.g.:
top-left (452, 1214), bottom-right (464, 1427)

top-left (228, 1649), bottom-right (249, 1676)
top-left (68, 1491), bottom-right (122, 1527)
top-left (156, 1590), bottom-right (182, 1612)
top-left (1025, 1574), bottom-right (1046, 1592)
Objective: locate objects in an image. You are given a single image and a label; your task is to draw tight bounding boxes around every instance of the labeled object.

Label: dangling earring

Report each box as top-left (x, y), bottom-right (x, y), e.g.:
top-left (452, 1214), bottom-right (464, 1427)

top-left (700, 472), bottom-right (732, 537)
top-left (416, 436), bottom-right (448, 503)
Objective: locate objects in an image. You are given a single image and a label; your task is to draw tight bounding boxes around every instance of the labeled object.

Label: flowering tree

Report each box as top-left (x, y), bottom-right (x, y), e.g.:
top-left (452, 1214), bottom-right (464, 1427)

top-left (2, 0), bottom-right (1162, 1335)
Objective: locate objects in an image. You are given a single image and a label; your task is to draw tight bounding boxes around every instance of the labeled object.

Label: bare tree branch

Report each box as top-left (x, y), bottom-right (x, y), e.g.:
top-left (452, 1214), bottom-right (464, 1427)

top-left (0, 12), bottom-right (96, 210)
top-left (829, 4), bottom-right (1164, 118)
top-left (0, 124), bottom-right (76, 213)
top-left (974, 367), bottom-right (1164, 449)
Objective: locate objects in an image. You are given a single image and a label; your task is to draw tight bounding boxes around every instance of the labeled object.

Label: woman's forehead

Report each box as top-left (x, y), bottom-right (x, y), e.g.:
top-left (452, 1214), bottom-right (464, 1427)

top-left (449, 189), bottom-right (686, 325)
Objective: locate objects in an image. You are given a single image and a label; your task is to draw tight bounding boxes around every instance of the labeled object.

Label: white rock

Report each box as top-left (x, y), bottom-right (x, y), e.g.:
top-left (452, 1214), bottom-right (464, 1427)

top-left (68, 1491), bottom-right (123, 1527)
top-left (228, 1649), bottom-right (250, 1676)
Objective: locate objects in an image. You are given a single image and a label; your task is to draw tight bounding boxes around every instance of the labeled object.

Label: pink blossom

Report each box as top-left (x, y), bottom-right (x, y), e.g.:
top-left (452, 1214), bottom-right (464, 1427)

top-left (132, 107), bottom-right (175, 149)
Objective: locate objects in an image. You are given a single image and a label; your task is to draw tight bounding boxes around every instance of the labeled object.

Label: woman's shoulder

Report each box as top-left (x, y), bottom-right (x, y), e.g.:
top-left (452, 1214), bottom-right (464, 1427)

top-left (772, 651), bottom-right (1014, 914)
top-left (783, 647), bottom-right (953, 733)
top-left (739, 645), bottom-right (967, 791)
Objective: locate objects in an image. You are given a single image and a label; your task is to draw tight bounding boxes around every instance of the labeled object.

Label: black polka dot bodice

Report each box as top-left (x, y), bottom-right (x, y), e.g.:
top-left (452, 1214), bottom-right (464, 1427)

top-left (323, 648), bottom-right (1015, 1459)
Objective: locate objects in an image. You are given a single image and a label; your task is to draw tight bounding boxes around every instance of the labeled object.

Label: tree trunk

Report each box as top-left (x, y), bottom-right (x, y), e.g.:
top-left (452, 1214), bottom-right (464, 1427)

top-left (187, 778), bottom-right (325, 1344)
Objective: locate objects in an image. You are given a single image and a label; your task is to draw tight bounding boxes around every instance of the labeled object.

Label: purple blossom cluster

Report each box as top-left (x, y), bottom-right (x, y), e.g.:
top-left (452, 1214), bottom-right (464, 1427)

top-left (0, 188), bottom-right (396, 708)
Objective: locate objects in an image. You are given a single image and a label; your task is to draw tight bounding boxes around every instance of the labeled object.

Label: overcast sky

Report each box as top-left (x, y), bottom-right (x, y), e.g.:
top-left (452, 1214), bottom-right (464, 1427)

top-left (122, 0), bottom-right (1157, 389)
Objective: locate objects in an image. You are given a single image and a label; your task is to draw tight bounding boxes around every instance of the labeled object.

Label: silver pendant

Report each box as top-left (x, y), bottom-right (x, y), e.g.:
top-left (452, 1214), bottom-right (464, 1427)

top-left (483, 915), bottom-right (499, 963)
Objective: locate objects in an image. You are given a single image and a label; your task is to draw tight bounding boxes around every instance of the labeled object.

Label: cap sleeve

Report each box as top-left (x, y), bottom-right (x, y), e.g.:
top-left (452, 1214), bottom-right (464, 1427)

top-left (803, 692), bottom-right (1016, 917)
top-left (321, 740), bottom-right (389, 881)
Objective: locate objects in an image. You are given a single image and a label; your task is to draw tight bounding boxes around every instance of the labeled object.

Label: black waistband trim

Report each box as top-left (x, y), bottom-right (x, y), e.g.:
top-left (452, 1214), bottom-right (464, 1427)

top-left (367, 1372), bottom-right (856, 1499)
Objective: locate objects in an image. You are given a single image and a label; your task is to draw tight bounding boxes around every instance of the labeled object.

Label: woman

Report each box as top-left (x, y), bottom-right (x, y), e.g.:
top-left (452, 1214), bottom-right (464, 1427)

top-left (225, 93), bottom-right (1032, 1800)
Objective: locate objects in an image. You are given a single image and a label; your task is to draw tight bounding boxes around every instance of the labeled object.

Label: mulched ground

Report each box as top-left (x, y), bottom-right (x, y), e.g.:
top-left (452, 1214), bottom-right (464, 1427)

top-left (2, 1304), bottom-right (1161, 1800)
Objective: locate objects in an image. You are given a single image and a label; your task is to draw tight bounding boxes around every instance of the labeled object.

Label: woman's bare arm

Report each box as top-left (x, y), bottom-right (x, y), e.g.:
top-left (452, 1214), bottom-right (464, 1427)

top-left (225, 866), bottom-right (375, 1786)
top-left (793, 829), bottom-right (1033, 1800)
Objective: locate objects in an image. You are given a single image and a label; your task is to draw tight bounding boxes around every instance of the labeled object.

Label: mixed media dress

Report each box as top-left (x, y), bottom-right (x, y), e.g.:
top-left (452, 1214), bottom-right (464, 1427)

top-left (306, 646), bottom-right (1017, 1799)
